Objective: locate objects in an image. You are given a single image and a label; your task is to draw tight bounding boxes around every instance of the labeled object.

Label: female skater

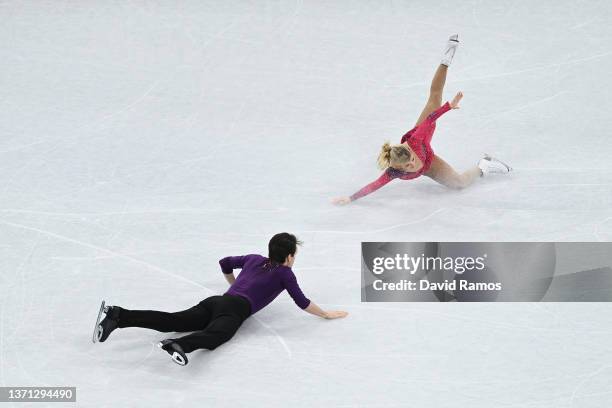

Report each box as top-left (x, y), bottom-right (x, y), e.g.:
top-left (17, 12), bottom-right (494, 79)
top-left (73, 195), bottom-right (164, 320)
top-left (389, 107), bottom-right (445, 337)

top-left (92, 233), bottom-right (348, 366)
top-left (332, 35), bottom-right (511, 205)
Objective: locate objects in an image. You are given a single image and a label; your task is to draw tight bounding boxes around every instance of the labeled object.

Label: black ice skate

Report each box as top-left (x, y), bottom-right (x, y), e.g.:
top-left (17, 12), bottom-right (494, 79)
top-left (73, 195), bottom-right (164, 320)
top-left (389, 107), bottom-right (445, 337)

top-left (92, 300), bottom-right (121, 343)
top-left (158, 339), bottom-right (189, 366)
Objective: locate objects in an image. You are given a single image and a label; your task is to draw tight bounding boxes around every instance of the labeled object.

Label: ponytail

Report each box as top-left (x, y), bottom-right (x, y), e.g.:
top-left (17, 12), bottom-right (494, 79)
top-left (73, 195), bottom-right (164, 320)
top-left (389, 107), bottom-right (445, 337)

top-left (377, 142), bottom-right (392, 170)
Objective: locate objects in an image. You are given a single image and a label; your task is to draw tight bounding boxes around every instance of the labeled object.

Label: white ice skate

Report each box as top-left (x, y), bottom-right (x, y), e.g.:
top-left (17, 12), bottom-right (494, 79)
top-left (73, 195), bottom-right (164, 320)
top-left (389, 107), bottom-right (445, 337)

top-left (478, 154), bottom-right (512, 176)
top-left (441, 34), bottom-right (459, 67)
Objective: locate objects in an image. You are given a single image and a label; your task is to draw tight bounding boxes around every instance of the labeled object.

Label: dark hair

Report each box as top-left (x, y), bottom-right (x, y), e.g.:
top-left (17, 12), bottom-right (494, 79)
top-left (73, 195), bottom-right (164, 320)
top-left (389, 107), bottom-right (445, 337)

top-left (268, 233), bottom-right (302, 264)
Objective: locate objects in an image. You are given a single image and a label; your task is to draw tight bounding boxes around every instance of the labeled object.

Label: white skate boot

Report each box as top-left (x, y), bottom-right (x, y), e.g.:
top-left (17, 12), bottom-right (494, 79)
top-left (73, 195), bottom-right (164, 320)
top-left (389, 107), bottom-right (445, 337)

top-left (441, 34), bottom-right (459, 67)
top-left (478, 154), bottom-right (512, 176)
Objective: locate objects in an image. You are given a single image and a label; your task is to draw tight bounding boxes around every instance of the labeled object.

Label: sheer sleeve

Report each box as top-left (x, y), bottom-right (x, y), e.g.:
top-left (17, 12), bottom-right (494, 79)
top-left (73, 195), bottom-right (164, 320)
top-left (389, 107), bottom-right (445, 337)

top-left (426, 102), bottom-right (451, 123)
top-left (349, 170), bottom-right (395, 202)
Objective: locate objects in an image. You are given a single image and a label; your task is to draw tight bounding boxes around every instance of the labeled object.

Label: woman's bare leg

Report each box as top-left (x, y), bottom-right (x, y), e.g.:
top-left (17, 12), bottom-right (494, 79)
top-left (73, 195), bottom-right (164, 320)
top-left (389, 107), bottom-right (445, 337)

top-left (414, 64), bottom-right (448, 127)
top-left (425, 155), bottom-right (481, 190)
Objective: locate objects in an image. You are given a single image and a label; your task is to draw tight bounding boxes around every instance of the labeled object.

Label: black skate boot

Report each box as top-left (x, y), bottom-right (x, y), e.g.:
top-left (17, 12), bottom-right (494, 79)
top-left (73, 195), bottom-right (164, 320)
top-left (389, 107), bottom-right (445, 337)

top-left (158, 339), bottom-right (189, 366)
top-left (92, 300), bottom-right (122, 343)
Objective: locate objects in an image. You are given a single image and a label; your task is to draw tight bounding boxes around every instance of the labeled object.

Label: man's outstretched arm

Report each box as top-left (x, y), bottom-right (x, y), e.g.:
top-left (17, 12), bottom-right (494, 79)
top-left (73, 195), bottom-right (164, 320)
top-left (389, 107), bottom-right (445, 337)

top-left (283, 269), bottom-right (348, 320)
top-left (304, 302), bottom-right (349, 319)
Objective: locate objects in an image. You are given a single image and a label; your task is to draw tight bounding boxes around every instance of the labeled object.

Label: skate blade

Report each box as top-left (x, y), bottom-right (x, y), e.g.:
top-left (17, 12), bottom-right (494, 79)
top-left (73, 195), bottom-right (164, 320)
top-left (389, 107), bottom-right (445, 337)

top-left (92, 300), bottom-right (106, 344)
top-left (172, 352), bottom-right (187, 366)
top-left (158, 340), bottom-right (188, 366)
top-left (483, 153), bottom-right (512, 172)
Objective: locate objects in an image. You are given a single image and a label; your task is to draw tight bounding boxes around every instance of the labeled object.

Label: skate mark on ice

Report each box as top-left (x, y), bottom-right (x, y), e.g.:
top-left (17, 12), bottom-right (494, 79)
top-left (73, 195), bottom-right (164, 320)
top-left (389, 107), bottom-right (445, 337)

top-left (594, 215), bottom-right (612, 241)
top-left (459, 51), bottom-right (612, 82)
top-left (0, 207), bottom-right (290, 217)
top-left (250, 317), bottom-right (292, 358)
top-left (0, 140), bottom-right (46, 155)
top-left (570, 364), bottom-right (611, 407)
top-left (0, 219), bottom-right (207, 289)
top-left (4, 223), bottom-right (46, 343)
top-left (390, 51), bottom-right (612, 91)
top-left (570, 17), bottom-right (600, 30)
top-left (302, 208), bottom-right (446, 234)
top-left (477, 91), bottom-right (567, 124)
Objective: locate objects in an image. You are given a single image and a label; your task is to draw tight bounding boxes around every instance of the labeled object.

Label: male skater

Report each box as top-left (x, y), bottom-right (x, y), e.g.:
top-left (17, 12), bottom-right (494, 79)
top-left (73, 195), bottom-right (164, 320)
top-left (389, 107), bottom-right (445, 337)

top-left (92, 233), bottom-right (348, 365)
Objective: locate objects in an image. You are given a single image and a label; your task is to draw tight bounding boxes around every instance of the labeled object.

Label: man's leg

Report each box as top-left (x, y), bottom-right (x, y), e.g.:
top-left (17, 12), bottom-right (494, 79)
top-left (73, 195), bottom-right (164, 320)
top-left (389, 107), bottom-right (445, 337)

top-left (168, 295), bottom-right (250, 353)
top-left (173, 314), bottom-right (245, 353)
top-left (118, 300), bottom-right (212, 333)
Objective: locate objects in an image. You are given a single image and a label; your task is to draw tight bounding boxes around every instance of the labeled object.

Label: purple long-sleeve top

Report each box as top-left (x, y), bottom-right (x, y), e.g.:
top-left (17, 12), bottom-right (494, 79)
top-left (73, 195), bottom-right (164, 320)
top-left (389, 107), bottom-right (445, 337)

top-left (219, 254), bottom-right (311, 315)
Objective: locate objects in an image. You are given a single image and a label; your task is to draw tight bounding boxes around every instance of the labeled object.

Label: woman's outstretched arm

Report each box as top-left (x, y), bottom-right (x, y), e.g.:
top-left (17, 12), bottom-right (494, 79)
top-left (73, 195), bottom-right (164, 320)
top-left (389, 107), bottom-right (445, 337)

top-left (332, 171), bottom-right (394, 205)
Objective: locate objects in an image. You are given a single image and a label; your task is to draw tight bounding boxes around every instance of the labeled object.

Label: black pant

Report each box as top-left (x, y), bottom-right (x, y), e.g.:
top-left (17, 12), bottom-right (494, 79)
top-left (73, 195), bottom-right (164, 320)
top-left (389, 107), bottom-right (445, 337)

top-left (117, 294), bottom-right (251, 353)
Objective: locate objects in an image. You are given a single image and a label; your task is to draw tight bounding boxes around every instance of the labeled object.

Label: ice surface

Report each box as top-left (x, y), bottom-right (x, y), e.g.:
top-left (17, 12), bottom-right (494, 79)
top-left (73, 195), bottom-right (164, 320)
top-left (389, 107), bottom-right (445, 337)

top-left (1, 1), bottom-right (612, 407)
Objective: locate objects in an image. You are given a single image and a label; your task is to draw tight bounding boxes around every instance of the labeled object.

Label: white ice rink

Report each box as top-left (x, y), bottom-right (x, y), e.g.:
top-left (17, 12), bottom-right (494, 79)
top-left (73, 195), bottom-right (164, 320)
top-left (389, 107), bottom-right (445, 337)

top-left (2, 1), bottom-right (612, 407)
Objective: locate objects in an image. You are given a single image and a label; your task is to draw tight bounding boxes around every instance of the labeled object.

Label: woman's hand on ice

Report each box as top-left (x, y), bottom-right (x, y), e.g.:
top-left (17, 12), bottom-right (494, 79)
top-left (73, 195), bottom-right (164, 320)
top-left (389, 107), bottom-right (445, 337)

top-left (450, 91), bottom-right (463, 109)
top-left (332, 196), bottom-right (351, 205)
top-left (324, 310), bottom-right (349, 319)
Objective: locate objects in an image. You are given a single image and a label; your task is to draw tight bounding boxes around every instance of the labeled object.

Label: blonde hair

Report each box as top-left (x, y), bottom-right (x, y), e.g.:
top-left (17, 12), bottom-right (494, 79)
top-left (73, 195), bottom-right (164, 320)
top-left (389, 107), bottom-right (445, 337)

top-left (377, 142), bottom-right (411, 170)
